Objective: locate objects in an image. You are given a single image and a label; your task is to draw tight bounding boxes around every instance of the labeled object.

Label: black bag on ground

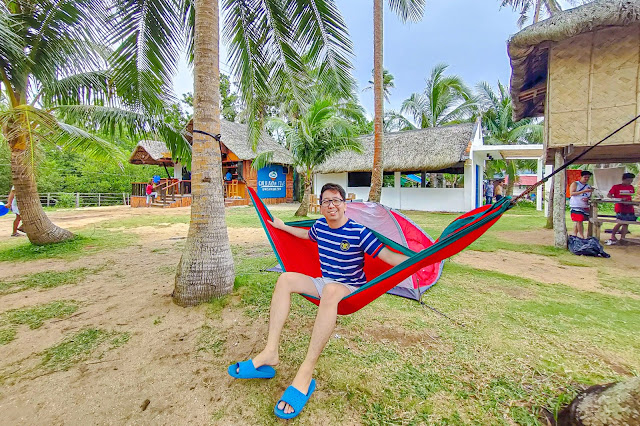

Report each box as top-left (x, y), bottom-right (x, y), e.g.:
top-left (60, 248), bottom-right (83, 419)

top-left (568, 235), bottom-right (610, 258)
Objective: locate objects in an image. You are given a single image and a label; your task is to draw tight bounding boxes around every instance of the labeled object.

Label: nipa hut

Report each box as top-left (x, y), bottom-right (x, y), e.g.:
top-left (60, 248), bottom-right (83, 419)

top-left (314, 122), bottom-right (487, 212)
top-left (129, 119), bottom-right (294, 208)
top-left (508, 0), bottom-right (640, 244)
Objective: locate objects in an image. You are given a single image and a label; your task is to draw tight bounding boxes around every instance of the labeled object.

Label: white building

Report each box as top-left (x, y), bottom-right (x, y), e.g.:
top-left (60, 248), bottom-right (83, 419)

top-left (313, 121), bottom-right (544, 212)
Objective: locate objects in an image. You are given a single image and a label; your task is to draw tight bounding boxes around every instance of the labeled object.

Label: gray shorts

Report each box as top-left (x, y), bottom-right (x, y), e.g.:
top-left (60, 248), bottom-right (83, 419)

top-left (310, 277), bottom-right (357, 298)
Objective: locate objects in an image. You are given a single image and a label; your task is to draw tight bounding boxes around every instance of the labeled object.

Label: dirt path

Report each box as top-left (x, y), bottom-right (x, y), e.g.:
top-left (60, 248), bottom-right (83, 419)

top-left (0, 206), bottom-right (638, 424)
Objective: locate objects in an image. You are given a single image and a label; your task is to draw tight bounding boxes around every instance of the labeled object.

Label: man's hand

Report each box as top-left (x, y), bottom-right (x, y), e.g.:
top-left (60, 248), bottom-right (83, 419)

top-left (268, 217), bottom-right (284, 230)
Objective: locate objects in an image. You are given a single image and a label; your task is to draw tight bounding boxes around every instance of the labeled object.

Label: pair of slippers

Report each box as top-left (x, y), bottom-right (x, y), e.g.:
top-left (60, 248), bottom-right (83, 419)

top-left (227, 359), bottom-right (315, 420)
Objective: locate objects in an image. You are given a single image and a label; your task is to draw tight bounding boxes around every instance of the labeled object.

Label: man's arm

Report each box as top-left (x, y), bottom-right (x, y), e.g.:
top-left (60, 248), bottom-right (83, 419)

top-left (5, 189), bottom-right (14, 208)
top-left (268, 217), bottom-right (310, 240)
top-left (377, 247), bottom-right (409, 266)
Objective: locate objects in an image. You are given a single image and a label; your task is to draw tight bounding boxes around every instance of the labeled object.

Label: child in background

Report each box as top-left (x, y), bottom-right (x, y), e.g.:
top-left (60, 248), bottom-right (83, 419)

top-left (606, 172), bottom-right (636, 245)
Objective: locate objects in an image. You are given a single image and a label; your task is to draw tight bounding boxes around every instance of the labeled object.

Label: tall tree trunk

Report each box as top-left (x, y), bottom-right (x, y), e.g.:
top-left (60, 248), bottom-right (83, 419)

top-left (8, 140), bottom-right (74, 245)
top-left (553, 150), bottom-right (567, 248)
top-left (295, 171), bottom-right (312, 216)
top-left (368, 0), bottom-right (384, 203)
top-left (545, 173), bottom-right (554, 229)
top-left (506, 160), bottom-right (516, 196)
top-left (173, 0), bottom-right (235, 306)
top-left (556, 377), bottom-right (640, 425)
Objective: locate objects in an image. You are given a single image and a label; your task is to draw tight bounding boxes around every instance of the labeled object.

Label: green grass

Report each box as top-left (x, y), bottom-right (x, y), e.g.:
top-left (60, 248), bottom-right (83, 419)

top-left (0, 301), bottom-right (79, 345)
top-left (0, 267), bottom-right (93, 295)
top-left (40, 329), bottom-right (130, 371)
top-left (0, 231), bottom-right (136, 262)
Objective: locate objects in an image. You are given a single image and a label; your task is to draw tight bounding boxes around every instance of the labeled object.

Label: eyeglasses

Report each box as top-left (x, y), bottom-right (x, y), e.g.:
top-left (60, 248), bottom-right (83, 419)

top-left (320, 198), bottom-right (344, 207)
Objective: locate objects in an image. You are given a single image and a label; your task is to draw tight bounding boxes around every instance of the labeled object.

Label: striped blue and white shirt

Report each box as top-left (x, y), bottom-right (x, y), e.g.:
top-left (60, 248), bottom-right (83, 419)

top-left (308, 218), bottom-right (384, 286)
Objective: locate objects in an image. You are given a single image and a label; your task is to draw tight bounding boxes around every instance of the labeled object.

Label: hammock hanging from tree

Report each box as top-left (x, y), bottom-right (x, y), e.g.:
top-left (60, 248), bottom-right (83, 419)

top-left (242, 113), bottom-right (640, 315)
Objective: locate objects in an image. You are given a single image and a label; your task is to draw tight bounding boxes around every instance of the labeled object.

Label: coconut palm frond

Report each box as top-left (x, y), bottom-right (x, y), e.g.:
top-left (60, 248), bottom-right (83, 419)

top-left (108, 0), bottom-right (183, 111)
top-left (39, 71), bottom-right (113, 108)
top-left (251, 151), bottom-right (275, 170)
top-left (291, 0), bottom-right (355, 97)
top-left (388, 0), bottom-right (426, 22)
top-left (50, 121), bottom-right (125, 163)
top-left (0, 10), bottom-right (23, 83)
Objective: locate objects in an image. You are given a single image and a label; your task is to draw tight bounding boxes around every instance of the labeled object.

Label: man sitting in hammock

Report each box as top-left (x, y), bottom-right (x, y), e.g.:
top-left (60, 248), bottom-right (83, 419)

top-left (228, 183), bottom-right (408, 419)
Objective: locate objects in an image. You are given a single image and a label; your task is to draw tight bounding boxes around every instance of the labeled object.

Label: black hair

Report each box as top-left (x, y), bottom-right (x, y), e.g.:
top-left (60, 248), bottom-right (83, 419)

top-left (623, 172), bottom-right (636, 180)
top-left (580, 170), bottom-right (593, 177)
top-left (320, 183), bottom-right (346, 201)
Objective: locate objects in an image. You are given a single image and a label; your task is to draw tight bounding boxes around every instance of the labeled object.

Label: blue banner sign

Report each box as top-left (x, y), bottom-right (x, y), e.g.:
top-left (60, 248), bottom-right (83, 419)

top-left (257, 165), bottom-right (286, 198)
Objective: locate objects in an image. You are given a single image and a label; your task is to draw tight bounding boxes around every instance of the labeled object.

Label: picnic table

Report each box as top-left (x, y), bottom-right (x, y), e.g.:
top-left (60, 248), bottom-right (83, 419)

top-left (588, 198), bottom-right (640, 244)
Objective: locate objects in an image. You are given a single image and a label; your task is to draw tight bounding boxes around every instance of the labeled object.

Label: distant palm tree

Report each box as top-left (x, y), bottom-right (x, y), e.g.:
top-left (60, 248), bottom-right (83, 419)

top-left (501, 0), bottom-right (561, 27)
top-left (477, 81), bottom-right (542, 195)
top-left (401, 63), bottom-right (476, 128)
top-left (369, 0), bottom-right (426, 203)
top-left (258, 96), bottom-right (362, 216)
top-left (364, 69), bottom-right (395, 103)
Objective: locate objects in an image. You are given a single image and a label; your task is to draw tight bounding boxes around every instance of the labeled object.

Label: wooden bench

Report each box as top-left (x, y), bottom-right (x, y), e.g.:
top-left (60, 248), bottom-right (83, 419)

top-left (589, 217), bottom-right (640, 244)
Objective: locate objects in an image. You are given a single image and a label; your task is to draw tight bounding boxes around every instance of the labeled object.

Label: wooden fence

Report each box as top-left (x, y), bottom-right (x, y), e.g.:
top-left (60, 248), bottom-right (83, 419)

top-left (1, 192), bottom-right (130, 208)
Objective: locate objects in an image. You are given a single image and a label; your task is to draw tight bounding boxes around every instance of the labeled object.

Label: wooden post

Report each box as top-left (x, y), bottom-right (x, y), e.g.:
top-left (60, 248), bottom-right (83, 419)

top-left (553, 150), bottom-right (567, 248)
top-left (123, 192), bottom-right (126, 205)
top-left (98, 193), bottom-right (101, 207)
top-left (47, 193), bottom-right (50, 207)
top-left (76, 192), bottom-right (80, 208)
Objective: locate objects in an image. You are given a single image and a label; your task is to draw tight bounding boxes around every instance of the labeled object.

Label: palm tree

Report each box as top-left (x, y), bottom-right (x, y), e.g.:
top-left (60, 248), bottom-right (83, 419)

top-left (363, 69), bottom-right (395, 103)
top-left (170, 0), bottom-right (356, 305)
top-left (260, 96), bottom-right (362, 217)
top-left (0, 0), bottom-right (187, 245)
top-left (400, 63), bottom-right (476, 128)
top-left (368, 0), bottom-right (426, 203)
top-left (501, 0), bottom-right (562, 27)
top-left (477, 81), bottom-right (542, 195)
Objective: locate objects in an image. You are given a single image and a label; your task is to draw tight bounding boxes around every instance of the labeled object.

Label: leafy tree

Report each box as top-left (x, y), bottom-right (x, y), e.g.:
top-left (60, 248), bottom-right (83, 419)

top-left (220, 74), bottom-right (240, 122)
top-left (258, 96), bottom-right (362, 216)
top-left (172, 0), bottom-right (356, 306)
top-left (363, 69), bottom-right (395, 103)
top-left (401, 63), bottom-right (476, 128)
top-left (0, 0), bottom-right (187, 245)
top-left (369, 0), bottom-right (426, 203)
top-left (477, 81), bottom-right (542, 195)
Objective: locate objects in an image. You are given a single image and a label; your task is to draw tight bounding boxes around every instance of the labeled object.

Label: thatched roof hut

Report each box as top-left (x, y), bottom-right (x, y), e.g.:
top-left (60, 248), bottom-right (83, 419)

top-left (130, 119), bottom-right (293, 166)
top-left (314, 123), bottom-right (475, 174)
top-left (508, 0), bottom-right (640, 164)
top-left (509, 0), bottom-right (640, 121)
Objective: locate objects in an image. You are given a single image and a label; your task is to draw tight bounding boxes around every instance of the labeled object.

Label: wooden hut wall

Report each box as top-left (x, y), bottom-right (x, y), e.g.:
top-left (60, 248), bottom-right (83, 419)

top-left (548, 24), bottom-right (640, 149)
top-left (242, 161), bottom-right (294, 204)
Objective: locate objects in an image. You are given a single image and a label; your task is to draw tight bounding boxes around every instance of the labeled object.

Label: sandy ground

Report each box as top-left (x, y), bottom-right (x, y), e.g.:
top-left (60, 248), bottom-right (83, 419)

top-left (0, 206), bottom-right (638, 424)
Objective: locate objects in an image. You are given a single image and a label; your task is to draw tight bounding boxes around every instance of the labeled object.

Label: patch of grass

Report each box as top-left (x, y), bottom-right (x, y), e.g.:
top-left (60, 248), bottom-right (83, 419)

top-left (196, 325), bottom-right (226, 356)
top-left (0, 267), bottom-right (92, 295)
top-left (95, 215), bottom-right (189, 229)
top-left (0, 231), bottom-right (136, 262)
top-left (0, 300), bottom-right (79, 330)
top-left (40, 329), bottom-right (130, 371)
top-left (0, 328), bottom-right (17, 345)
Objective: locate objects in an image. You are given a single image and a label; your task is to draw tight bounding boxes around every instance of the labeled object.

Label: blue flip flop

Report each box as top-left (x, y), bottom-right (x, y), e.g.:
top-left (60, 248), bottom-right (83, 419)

top-left (227, 359), bottom-right (276, 379)
top-left (274, 379), bottom-right (316, 420)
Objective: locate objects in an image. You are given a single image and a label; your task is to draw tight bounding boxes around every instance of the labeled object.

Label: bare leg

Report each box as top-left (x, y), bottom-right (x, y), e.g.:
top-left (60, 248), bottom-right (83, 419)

top-left (278, 283), bottom-right (350, 415)
top-left (248, 272), bottom-right (318, 371)
top-left (610, 224), bottom-right (621, 242)
top-left (620, 224), bottom-right (629, 241)
top-left (12, 214), bottom-right (20, 234)
top-left (575, 221), bottom-right (585, 239)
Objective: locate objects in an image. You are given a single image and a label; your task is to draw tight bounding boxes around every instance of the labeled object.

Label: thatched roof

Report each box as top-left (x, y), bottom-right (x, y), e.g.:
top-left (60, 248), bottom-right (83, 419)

top-left (130, 119), bottom-right (293, 166)
top-left (129, 140), bottom-right (173, 166)
top-left (508, 0), bottom-right (640, 121)
top-left (314, 123), bottom-right (475, 174)
top-left (184, 119), bottom-right (293, 165)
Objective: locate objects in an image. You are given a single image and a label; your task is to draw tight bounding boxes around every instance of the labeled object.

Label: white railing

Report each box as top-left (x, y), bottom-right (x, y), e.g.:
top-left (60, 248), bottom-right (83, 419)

top-left (1, 192), bottom-right (130, 208)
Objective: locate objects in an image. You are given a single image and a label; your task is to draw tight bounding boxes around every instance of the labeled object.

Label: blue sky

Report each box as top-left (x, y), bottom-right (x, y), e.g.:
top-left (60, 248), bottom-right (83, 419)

top-left (172, 1), bottom-right (534, 117)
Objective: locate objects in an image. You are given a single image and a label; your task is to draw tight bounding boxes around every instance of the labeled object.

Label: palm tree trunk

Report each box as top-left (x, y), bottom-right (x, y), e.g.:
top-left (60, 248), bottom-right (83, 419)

top-left (9, 144), bottom-right (74, 245)
top-left (552, 150), bottom-right (567, 248)
top-left (295, 171), bottom-right (312, 216)
top-left (556, 377), bottom-right (640, 425)
top-left (506, 160), bottom-right (516, 196)
top-left (367, 0), bottom-right (384, 203)
top-left (545, 176), bottom-right (554, 229)
top-left (173, 0), bottom-right (235, 306)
